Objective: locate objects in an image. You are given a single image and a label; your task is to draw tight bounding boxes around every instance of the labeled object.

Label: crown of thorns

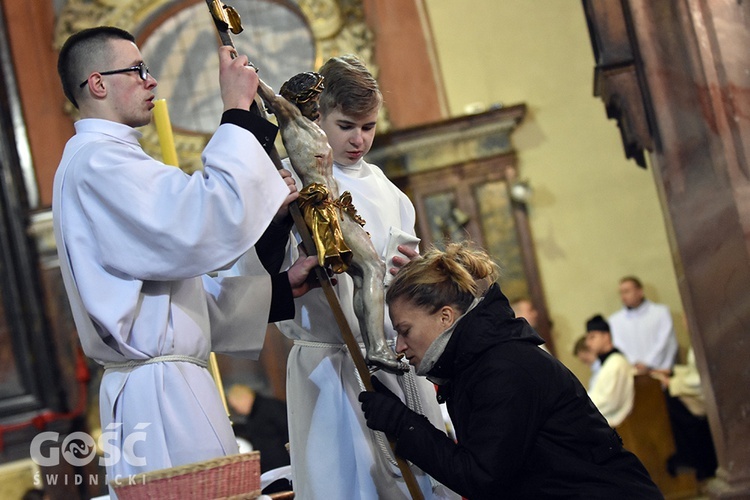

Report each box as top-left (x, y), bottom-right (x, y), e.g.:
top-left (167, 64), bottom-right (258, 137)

top-left (280, 72), bottom-right (325, 104)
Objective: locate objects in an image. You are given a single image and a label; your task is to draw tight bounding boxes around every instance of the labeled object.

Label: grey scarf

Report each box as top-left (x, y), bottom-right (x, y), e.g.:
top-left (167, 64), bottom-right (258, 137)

top-left (417, 296), bottom-right (483, 383)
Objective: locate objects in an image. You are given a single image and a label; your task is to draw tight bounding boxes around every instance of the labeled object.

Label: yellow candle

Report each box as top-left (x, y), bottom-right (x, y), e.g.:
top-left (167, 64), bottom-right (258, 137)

top-left (152, 99), bottom-right (179, 167)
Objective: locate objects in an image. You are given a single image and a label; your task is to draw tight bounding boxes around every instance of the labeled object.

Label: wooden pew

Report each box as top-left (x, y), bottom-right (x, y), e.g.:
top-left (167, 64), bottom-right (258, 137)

top-left (616, 374), bottom-right (697, 499)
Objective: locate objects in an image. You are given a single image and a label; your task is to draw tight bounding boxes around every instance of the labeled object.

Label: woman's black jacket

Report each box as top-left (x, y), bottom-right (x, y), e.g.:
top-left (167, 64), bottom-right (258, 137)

top-left (393, 284), bottom-right (662, 499)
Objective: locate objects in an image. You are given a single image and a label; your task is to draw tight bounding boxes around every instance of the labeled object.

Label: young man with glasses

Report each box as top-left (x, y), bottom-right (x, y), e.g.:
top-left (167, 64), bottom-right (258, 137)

top-left (54, 26), bottom-right (318, 487)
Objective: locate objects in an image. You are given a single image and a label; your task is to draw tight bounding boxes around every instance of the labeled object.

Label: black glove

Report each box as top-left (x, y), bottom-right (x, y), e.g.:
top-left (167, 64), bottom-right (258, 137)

top-left (358, 375), bottom-right (410, 439)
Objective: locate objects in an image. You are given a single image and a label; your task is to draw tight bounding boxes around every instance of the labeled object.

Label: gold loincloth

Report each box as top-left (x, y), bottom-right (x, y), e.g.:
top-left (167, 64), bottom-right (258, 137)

top-left (297, 183), bottom-right (367, 274)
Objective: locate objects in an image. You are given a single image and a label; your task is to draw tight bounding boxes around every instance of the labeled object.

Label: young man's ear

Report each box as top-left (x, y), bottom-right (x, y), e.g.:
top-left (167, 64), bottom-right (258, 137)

top-left (84, 74), bottom-right (107, 99)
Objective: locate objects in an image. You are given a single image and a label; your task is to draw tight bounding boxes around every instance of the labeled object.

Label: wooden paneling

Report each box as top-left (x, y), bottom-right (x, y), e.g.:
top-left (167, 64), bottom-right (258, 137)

top-left (369, 105), bottom-right (555, 352)
top-left (617, 375), bottom-right (697, 498)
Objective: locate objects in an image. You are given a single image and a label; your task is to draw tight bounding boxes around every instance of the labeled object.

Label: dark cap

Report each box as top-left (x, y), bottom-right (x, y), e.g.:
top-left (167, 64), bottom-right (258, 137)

top-left (586, 314), bottom-right (610, 332)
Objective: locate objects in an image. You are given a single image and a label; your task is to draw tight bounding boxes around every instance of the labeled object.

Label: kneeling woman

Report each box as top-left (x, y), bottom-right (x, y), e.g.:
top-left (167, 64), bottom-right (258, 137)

top-left (359, 243), bottom-right (661, 499)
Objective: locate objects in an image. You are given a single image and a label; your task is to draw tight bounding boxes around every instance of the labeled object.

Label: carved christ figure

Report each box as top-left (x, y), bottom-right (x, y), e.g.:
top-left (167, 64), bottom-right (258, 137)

top-left (256, 76), bottom-right (404, 373)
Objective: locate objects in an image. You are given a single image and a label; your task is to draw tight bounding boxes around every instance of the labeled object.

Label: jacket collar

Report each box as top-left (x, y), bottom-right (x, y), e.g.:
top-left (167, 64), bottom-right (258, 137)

top-left (418, 296), bottom-right (481, 380)
top-left (427, 284), bottom-right (545, 382)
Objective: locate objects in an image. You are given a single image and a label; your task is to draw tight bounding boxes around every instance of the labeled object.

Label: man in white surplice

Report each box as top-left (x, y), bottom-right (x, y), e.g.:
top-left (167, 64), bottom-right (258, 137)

top-left (53, 26), bottom-right (317, 488)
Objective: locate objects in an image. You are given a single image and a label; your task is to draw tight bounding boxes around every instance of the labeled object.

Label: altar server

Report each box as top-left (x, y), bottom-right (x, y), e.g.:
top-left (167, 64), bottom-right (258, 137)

top-left (54, 26), bottom-right (317, 488)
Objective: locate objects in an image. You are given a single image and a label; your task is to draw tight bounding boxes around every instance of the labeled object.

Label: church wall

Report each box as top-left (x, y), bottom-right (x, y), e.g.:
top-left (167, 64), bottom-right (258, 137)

top-left (422, 0), bottom-right (688, 383)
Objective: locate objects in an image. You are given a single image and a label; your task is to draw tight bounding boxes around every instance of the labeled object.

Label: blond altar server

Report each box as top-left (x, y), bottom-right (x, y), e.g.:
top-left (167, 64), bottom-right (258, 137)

top-left (275, 56), bottom-right (459, 499)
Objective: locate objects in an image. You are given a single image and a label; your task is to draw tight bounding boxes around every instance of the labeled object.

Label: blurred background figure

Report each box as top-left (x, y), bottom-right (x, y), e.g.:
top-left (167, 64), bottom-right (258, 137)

top-left (511, 297), bottom-right (538, 328)
top-left (573, 335), bottom-right (601, 390)
top-left (226, 383), bottom-right (290, 474)
top-left (651, 348), bottom-right (717, 482)
top-left (608, 276), bottom-right (678, 375)
top-left (584, 315), bottom-right (634, 428)
top-left (511, 297), bottom-right (550, 353)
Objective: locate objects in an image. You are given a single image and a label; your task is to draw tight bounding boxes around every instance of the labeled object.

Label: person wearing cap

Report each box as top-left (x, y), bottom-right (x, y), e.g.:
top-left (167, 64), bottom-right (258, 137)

top-left (585, 314), bottom-right (635, 427)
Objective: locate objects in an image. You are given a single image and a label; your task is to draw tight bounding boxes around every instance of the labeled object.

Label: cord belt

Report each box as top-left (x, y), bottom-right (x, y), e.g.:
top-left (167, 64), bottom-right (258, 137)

top-left (294, 339), bottom-right (366, 350)
top-left (103, 354), bottom-right (208, 371)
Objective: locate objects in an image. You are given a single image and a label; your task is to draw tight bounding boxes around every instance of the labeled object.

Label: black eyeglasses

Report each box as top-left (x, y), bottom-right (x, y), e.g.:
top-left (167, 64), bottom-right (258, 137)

top-left (79, 62), bottom-right (150, 88)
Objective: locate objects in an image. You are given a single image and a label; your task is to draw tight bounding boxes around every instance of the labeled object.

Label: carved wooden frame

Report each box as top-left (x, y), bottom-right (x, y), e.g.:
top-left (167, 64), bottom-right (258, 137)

top-left (368, 105), bottom-right (555, 352)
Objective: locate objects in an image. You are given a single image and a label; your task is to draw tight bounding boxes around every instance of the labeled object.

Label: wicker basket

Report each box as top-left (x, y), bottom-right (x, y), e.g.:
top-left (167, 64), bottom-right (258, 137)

top-left (111, 451), bottom-right (261, 499)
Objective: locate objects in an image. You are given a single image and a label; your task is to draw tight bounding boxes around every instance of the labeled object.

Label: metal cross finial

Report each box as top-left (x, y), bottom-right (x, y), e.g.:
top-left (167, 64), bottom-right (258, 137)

top-left (208, 0), bottom-right (244, 35)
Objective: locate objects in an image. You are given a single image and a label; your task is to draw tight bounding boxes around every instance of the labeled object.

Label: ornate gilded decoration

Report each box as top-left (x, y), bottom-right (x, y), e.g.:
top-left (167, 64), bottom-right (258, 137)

top-left (297, 182), bottom-right (351, 273)
top-left (296, 182), bottom-right (366, 273)
top-left (53, 0), bottom-right (170, 43)
top-left (335, 190), bottom-right (366, 227)
top-left (53, 0), bottom-right (382, 173)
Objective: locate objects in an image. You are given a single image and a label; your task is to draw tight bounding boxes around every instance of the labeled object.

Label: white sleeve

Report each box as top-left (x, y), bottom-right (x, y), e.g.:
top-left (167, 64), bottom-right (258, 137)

top-left (73, 124), bottom-right (288, 280)
top-left (644, 306), bottom-right (678, 370)
top-left (205, 248), bottom-right (272, 358)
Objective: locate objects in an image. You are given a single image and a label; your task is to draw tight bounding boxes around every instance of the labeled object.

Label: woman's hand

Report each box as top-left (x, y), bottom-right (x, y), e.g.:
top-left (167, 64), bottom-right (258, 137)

top-left (358, 376), bottom-right (411, 439)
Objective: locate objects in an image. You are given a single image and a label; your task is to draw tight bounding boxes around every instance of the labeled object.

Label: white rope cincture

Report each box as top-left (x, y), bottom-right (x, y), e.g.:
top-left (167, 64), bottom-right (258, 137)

top-left (103, 354), bottom-right (208, 371)
top-left (294, 338), bottom-right (425, 472)
top-left (352, 341), bottom-right (425, 471)
top-left (293, 339), bottom-right (350, 350)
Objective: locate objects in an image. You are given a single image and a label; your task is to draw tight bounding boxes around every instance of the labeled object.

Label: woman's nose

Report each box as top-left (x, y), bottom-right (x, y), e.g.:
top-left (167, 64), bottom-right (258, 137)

top-left (395, 336), bottom-right (406, 353)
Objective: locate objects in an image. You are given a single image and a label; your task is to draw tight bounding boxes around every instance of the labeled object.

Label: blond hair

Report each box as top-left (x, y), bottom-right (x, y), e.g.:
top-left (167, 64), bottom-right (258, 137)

top-left (317, 54), bottom-right (382, 118)
top-left (573, 336), bottom-right (590, 356)
top-left (386, 242), bottom-right (500, 314)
